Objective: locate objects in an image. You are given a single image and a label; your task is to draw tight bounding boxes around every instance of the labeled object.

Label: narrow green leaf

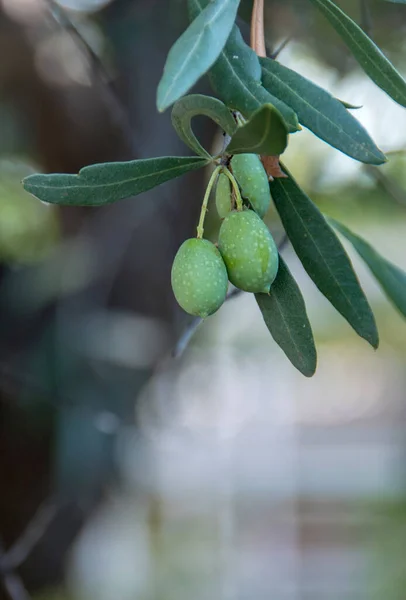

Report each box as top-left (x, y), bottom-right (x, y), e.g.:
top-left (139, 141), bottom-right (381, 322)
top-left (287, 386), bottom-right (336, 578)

top-left (206, 24), bottom-right (300, 132)
top-left (260, 57), bottom-right (385, 165)
top-left (338, 99), bottom-right (362, 109)
top-left (157, 0), bottom-right (240, 112)
top-left (22, 156), bottom-right (209, 206)
top-left (382, 0), bottom-right (406, 4)
top-left (171, 94), bottom-right (237, 158)
top-left (256, 257), bottom-right (317, 377)
top-left (329, 218), bottom-right (406, 318)
top-left (270, 167), bottom-right (379, 347)
top-left (307, 0), bottom-right (406, 108)
top-left (188, 1), bottom-right (300, 132)
top-left (227, 103), bottom-right (288, 155)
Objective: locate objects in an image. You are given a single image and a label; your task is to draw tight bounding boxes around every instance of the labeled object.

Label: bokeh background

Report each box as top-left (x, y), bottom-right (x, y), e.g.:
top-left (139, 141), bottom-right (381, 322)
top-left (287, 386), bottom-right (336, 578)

top-left (0, 0), bottom-right (406, 599)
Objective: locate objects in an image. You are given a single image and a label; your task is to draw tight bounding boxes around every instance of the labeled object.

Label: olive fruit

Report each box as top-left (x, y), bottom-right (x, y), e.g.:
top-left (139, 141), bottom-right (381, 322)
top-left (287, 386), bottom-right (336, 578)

top-left (231, 154), bottom-right (271, 218)
top-left (218, 209), bottom-right (279, 293)
top-left (215, 172), bottom-right (232, 219)
top-left (171, 238), bottom-right (228, 318)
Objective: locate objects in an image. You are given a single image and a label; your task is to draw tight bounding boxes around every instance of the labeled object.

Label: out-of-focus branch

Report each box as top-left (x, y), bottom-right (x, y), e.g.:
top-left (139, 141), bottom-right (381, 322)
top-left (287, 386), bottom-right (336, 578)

top-left (45, 0), bottom-right (136, 154)
top-left (0, 540), bottom-right (31, 600)
top-left (270, 37), bottom-right (291, 60)
top-left (0, 498), bottom-right (58, 573)
top-left (363, 164), bottom-right (406, 208)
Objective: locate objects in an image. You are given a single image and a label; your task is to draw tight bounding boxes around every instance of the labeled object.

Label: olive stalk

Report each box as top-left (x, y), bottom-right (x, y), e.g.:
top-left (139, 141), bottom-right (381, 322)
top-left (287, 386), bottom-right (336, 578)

top-left (196, 165), bottom-right (222, 239)
top-left (221, 167), bottom-right (243, 212)
top-left (250, 0), bottom-right (266, 57)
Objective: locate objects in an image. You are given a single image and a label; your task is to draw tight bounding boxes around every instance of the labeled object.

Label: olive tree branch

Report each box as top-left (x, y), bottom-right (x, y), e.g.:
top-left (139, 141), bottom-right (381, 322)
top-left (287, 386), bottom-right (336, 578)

top-left (0, 540), bottom-right (31, 600)
top-left (0, 498), bottom-right (58, 574)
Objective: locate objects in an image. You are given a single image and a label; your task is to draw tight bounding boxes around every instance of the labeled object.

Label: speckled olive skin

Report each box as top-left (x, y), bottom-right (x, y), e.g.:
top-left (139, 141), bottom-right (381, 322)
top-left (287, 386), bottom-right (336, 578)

top-left (215, 172), bottom-right (232, 219)
top-left (218, 209), bottom-right (279, 293)
top-left (171, 238), bottom-right (228, 318)
top-left (231, 154), bottom-right (271, 218)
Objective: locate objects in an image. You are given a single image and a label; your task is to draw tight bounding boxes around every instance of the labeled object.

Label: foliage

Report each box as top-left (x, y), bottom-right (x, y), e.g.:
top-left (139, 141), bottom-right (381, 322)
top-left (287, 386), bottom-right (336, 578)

top-left (21, 0), bottom-right (406, 376)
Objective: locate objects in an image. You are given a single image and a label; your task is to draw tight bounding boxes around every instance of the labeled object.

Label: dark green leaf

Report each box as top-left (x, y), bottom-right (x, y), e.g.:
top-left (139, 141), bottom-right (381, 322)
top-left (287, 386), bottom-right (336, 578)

top-left (270, 167), bottom-right (379, 347)
top-left (227, 103), bottom-right (288, 155)
top-left (256, 257), bottom-right (317, 377)
top-left (189, 1), bottom-right (300, 132)
top-left (157, 0), bottom-right (240, 112)
top-left (171, 94), bottom-right (237, 158)
top-left (260, 57), bottom-right (385, 165)
top-left (338, 99), bottom-right (362, 109)
top-left (204, 22), bottom-right (300, 132)
top-left (208, 24), bottom-right (300, 131)
top-left (22, 156), bottom-right (209, 206)
top-left (307, 0), bottom-right (406, 108)
top-left (329, 218), bottom-right (406, 318)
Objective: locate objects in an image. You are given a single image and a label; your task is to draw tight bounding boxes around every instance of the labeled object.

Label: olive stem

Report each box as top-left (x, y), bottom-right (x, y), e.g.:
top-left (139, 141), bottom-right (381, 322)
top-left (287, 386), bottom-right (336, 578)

top-left (250, 0), bottom-right (266, 58)
top-left (196, 165), bottom-right (222, 239)
top-left (221, 167), bottom-right (243, 212)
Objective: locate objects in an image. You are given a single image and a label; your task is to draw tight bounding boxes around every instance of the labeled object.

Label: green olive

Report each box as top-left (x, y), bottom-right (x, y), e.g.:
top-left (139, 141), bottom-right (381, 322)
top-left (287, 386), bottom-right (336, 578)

top-left (218, 209), bottom-right (279, 293)
top-left (231, 154), bottom-right (271, 218)
top-left (171, 238), bottom-right (228, 318)
top-left (215, 172), bottom-right (232, 219)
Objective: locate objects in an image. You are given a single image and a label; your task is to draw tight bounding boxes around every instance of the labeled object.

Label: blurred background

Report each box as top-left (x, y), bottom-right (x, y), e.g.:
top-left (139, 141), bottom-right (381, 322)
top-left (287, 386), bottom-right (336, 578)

top-left (0, 0), bottom-right (406, 599)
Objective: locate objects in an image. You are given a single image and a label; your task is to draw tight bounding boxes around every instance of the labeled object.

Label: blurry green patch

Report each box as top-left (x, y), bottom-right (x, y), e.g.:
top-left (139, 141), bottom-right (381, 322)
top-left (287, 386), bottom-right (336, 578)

top-left (364, 497), bottom-right (406, 600)
top-left (0, 158), bottom-right (59, 264)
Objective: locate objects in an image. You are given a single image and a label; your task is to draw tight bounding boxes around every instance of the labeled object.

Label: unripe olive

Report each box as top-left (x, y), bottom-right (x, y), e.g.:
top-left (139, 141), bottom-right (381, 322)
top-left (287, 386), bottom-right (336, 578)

top-left (218, 209), bottom-right (278, 293)
top-left (215, 172), bottom-right (232, 219)
top-left (171, 238), bottom-right (228, 318)
top-left (231, 154), bottom-right (271, 218)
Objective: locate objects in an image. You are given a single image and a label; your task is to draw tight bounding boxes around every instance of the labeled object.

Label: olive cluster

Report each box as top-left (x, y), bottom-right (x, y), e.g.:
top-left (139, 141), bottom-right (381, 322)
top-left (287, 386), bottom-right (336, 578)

top-left (171, 154), bottom-right (279, 318)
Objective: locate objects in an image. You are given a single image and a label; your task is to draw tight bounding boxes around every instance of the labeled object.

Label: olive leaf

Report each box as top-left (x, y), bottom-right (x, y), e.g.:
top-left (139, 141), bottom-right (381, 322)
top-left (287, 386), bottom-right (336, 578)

top-left (328, 218), bottom-right (406, 318)
top-left (156, 0), bottom-right (240, 112)
top-left (256, 256), bottom-right (317, 377)
top-left (338, 99), bottom-right (362, 109)
top-left (205, 23), bottom-right (300, 132)
top-left (22, 156), bottom-right (210, 206)
top-left (227, 103), bottom-right (288, 156)
top-left (307, 0), bottom-right (406, 108)
top-left (188, 0), bottom-right (300, 132)
top-left (260, 57), bottom-right (385, 165)
top-left (171, 94), bottom-right (237, 158)
top-left (270, 168), bottom-right (379, 348)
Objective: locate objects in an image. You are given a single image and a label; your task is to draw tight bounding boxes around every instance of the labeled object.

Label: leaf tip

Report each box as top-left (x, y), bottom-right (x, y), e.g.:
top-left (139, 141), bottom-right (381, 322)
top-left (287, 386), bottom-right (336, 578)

top-left (156, 84), bottom-right (170, 114)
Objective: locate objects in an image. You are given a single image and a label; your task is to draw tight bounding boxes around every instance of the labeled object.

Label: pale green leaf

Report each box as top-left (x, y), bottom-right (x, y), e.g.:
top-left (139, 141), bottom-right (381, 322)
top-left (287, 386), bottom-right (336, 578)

top-left (157, 0), bottom-right (240, 112)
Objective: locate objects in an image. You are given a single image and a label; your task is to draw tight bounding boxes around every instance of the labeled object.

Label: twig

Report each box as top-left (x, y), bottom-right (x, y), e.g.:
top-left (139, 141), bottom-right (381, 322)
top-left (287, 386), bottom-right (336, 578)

top-left (0, 540), bottom-right (31, 600)
top-left (45, 0), bottom-right (136, 154)
top-left (250, 0), bottom-right (266, 57)
top-left (363, 165), bottom-right (406, 208)
top-left (0, 499), bottom-right (58, 573)
top-left (270, 37), bottom-right (292, 60)
top-left (1, 572), bottom-right (31, 600)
